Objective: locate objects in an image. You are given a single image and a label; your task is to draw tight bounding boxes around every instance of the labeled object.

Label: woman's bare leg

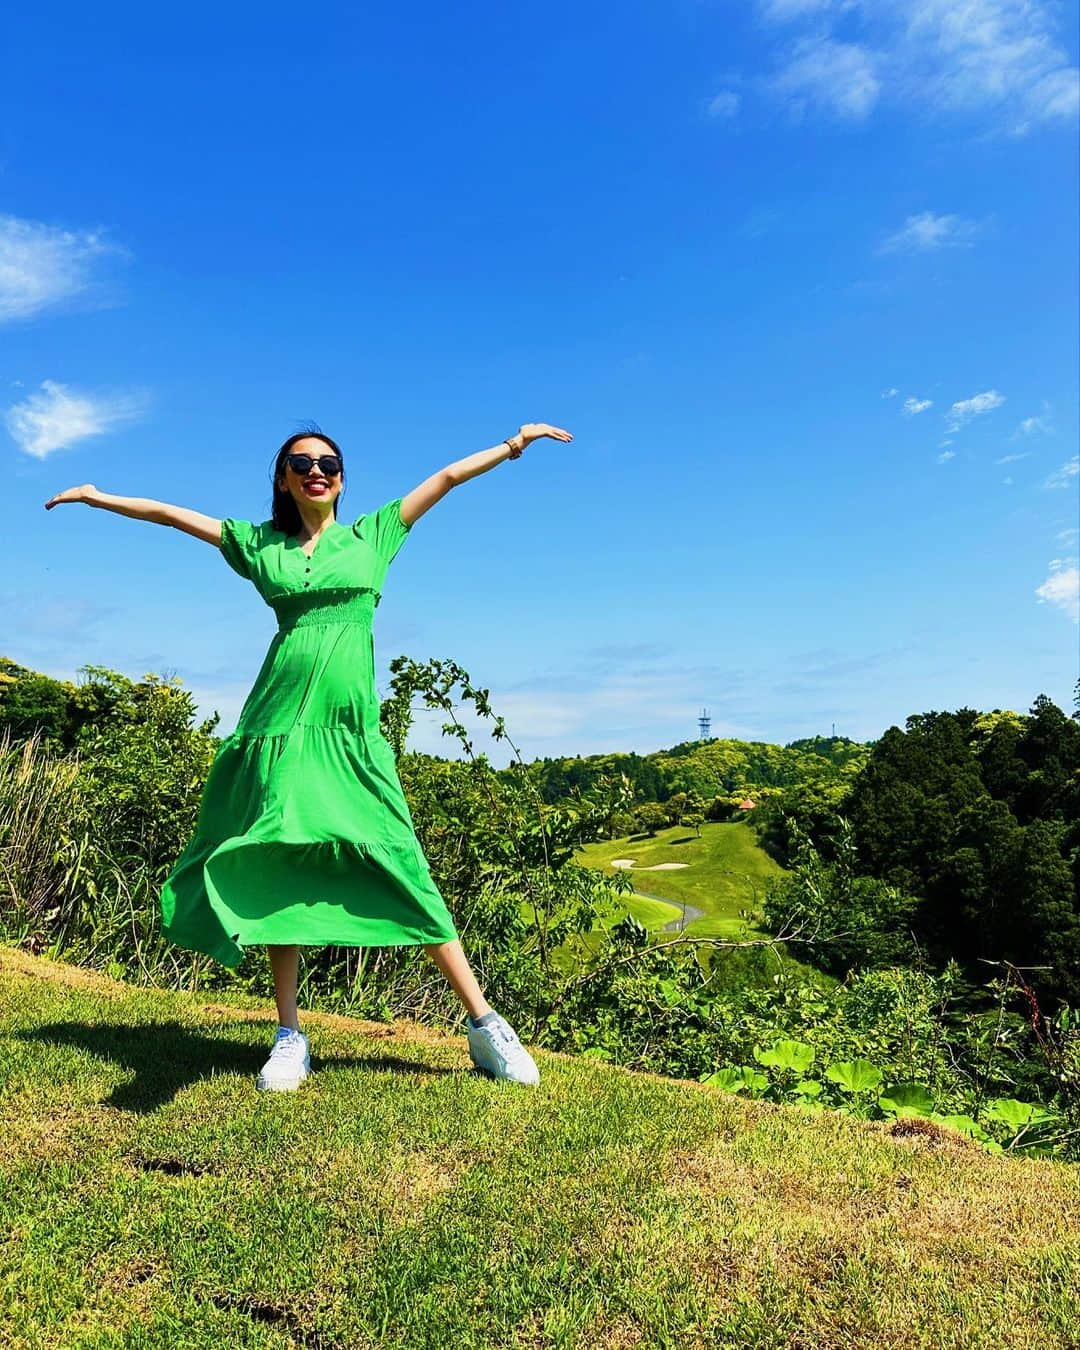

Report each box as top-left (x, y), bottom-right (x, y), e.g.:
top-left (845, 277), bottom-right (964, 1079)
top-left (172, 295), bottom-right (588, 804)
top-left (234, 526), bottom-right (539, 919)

top-left (266, 944), bottom-right (302, 1030)
top-left (267, 941), bottom-right (489, 1033)
top-left (424, 939), bottom-right (492, 1020)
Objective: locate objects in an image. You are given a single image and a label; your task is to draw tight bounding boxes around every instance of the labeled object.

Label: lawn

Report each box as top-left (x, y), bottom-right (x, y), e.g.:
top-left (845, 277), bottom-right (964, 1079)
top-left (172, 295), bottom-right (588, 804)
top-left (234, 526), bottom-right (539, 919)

top-left (574, 819), bottom-right (787, 940)
top-left (2, 944), bottom-right (1077, 1348)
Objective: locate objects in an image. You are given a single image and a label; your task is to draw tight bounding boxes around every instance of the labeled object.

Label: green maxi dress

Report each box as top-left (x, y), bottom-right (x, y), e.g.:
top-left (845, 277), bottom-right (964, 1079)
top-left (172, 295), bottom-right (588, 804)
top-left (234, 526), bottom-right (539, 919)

top-left (159, 497), bottom-right (459, 970)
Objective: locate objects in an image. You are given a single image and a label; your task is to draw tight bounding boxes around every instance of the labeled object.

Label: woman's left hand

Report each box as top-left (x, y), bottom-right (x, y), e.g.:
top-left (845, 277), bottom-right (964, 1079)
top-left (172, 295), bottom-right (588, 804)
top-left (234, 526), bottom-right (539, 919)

top-left (518, 423), bottom-right (573, 447)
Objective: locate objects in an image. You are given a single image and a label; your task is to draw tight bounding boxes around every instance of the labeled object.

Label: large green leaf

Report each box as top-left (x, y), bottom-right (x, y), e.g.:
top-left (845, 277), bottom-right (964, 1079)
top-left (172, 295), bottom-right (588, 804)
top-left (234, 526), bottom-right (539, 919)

top-left (824, 1060), bottom-right (883, 1093)
top-left (878, 1083), bottom-right (934, 1117)
top-left (984, 1098), bottom-right (1059, 1129)
top-left (700, 1065), bottom-right (768, 1095)
top-left (753, 1039), bottom-right (815, 1074)
top-left (700, 1067), bottom-right (746, 1093)
top-left (931, 1113), bottom-right (990, 1142)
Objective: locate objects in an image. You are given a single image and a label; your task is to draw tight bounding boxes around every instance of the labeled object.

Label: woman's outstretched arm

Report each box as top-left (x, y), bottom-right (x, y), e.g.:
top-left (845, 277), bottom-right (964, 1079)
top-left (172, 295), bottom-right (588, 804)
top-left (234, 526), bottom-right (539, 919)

top-left (44, 484), bottom-right (224, 548)
top-left (400, 421), bottom-right (573, 527)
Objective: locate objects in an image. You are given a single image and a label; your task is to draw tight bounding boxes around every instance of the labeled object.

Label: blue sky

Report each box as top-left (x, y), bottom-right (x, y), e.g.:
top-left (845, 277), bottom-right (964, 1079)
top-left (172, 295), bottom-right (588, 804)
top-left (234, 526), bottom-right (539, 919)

top-left (6, 1), bottom-right (1079, 764)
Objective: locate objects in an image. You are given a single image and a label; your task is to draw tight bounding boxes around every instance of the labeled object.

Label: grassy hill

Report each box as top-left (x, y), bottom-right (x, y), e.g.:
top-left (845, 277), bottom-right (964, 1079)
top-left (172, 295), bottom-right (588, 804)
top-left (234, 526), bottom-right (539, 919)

top-left (3, 945), bottom-right (1077, 1349)
top-left (573, 819), bottom-right (786, 940)
top-left (564, 819), bottom-right (819, 980)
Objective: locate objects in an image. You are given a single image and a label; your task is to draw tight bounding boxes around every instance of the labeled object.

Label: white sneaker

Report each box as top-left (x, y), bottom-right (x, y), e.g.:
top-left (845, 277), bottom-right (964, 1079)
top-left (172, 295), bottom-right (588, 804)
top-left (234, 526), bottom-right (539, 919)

top-left (256, 1026), bottom-right (311, 1092)
top-left (467, 1012), bottom-right (540, 1085)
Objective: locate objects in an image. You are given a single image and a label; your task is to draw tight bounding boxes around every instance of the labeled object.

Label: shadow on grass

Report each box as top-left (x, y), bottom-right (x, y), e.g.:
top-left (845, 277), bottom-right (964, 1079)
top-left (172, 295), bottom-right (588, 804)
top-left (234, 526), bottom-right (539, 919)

top-left (13, 1021), bottom-right (458, 1113)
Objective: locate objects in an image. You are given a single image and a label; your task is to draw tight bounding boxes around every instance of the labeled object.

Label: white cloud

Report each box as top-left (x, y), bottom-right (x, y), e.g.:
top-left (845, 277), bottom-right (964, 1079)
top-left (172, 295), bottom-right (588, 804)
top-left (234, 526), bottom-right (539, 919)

top-left (937, 448), bottom-right (956, 462)
top-left (882, 386), bottom-right (900, 398)
top-left (707, 90), bottom-right (741, 117)
top-left (1017, 414), bottom-right (1052, 435)
top-left (1002, 476), bottom-right (1013, 485)
top-left (5, 379), bottom-right (147, 459)
top-left (1043, 456), bottom-right (1079, 490)
top-left (768, 36), bottom-right (882, 120)
top-left (879, 211), bottom-right (979, 252)
top-left (947, 388), bottom-right (1005, 431)
top-left (938, 437), bottom-right (953, 447)
top-left (1035, 558), bottom-right (1079, 624)
top-left (0, 214), bottom-right (125, 322)
top-left (1056, 527), bottom-right (1079, 546)
top-left (756, 0), bottom-right (1079, 132)
top-left (1024, 66), bottom-right (1080, 123)
top-left (900, 0), bottom-right (1080, 131)
top-left (995, 451), bottom-right (1030, 464)
top-left (903, 396), bottom-right (932, 414)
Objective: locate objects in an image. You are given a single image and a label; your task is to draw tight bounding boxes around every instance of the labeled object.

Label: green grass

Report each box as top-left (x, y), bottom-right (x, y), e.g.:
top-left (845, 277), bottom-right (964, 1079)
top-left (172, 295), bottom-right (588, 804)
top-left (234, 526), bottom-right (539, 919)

top-left (574, 820), bottom-right (787, 940)
top-left (560, 820), bottom-right (823, 981)
top-left (3, 944), bottom-right (1078, 1349)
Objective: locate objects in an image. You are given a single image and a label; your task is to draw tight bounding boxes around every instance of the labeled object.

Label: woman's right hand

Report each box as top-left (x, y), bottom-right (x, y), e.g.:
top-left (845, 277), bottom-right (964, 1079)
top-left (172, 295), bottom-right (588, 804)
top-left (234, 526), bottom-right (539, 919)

top-left (44, 485), bottom-right (98, 510)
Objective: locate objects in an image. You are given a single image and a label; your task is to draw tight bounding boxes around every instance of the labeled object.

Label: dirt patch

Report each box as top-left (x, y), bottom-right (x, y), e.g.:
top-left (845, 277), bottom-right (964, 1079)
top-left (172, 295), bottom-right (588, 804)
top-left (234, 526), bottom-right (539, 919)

top-left (205, 1289), bottom-right (346, 1350)
top-left (126, 1150), bottom-right (217, 1179)
top-left (96, 1254), bottom-right (161, 1291)
top-left (876, 1115), bottom-right (981, 1153)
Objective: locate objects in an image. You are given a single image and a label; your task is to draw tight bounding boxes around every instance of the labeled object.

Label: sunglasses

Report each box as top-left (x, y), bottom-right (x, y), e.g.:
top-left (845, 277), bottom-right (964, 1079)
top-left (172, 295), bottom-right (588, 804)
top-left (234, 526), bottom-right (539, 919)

top-left (287, 453), bottom-right (342, 477)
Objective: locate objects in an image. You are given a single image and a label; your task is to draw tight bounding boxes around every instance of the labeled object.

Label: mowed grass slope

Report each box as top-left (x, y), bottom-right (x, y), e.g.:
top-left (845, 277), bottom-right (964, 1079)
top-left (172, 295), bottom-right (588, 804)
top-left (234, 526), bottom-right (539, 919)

top-left (574, 819), bottom-right (787, 939)
top-left (3, 946), bottom-right (1078, 1349)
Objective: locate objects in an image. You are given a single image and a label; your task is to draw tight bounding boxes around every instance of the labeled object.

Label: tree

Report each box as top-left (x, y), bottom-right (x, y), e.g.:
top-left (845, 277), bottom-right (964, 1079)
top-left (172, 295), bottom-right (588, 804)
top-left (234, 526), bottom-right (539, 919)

top-left (635, 802), bottom-right (668, 836)
top-left (833, 701), bottom-right (1079, 1002)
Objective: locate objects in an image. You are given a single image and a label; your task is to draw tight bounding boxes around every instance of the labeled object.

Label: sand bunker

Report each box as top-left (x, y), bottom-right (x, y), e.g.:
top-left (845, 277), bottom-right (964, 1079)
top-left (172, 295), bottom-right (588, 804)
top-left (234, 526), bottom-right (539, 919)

top-left (609, 859), bottom-right (689, 871)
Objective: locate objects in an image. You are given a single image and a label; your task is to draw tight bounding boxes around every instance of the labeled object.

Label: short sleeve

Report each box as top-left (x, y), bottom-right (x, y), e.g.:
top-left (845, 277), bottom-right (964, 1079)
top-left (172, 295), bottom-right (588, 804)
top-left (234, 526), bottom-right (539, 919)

top-left (351, 497), bottom-right (412, 567)
top-left (219, 518), bottom-right (258, 581)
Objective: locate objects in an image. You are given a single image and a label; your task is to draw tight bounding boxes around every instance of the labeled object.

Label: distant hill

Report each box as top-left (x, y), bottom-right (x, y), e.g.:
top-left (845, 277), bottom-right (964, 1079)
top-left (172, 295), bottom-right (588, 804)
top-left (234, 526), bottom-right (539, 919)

top-left (518, 734), bottom-right (871, 806)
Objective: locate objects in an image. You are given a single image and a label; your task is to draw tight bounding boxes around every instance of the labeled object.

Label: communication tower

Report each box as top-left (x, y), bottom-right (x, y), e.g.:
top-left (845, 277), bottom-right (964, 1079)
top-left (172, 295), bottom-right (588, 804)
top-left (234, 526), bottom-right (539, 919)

top-left (698, 706), bottom-right (711, 740)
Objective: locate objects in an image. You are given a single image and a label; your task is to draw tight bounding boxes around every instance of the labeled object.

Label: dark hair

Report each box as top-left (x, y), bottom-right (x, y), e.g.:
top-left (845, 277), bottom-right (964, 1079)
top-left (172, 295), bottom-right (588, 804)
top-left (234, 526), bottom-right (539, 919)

top-left (270, 421), bottom-right (347, 535)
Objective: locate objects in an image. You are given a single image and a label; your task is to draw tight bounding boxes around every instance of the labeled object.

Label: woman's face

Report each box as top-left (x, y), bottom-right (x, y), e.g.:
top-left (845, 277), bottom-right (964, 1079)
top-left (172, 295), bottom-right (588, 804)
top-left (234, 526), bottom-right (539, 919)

top-left (277, 436), bottom-right (344, 514)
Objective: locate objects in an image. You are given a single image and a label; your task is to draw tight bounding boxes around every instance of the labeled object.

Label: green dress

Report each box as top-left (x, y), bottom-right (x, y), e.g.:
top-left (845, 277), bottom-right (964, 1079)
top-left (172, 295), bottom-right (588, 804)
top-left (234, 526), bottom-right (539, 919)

top-left (159, 497), bottom-right (459, 970)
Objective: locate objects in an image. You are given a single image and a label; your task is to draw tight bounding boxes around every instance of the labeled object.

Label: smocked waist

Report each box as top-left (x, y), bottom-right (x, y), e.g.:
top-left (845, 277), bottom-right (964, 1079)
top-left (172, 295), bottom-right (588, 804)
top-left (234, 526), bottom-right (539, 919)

top-left (271, 587), bottom-right (379, 632)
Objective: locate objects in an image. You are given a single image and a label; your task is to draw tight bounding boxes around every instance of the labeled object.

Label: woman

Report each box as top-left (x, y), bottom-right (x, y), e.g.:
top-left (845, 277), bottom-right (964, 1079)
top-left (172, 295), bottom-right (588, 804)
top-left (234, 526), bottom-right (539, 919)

top-left (44, 419), bottom-right (573, 1091)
